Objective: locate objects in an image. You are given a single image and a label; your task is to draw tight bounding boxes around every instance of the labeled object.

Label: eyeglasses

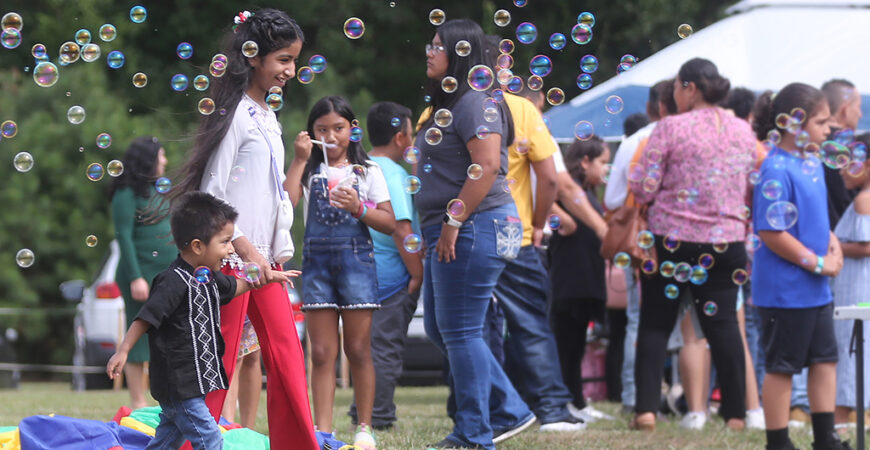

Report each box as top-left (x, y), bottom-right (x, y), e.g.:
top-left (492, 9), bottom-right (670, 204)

top-left (425, 43), bottom-right (445, 55)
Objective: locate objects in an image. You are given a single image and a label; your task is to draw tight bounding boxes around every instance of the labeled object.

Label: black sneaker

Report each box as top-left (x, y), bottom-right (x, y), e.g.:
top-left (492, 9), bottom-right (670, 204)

top-left (426, 437), bottom-right (484, 449)
top-left (766, 439), bottom-right (799, 450)
top-left (492, 414), bottom-right (537, 444)
top-left (812, 434), bottom-right (853, 450)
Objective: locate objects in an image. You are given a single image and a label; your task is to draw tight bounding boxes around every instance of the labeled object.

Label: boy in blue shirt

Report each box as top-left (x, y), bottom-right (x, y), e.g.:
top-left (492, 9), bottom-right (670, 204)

top-left (348, 102), bottom-right (423, 429)
top-left (107, 192), bottom-right (299, 449)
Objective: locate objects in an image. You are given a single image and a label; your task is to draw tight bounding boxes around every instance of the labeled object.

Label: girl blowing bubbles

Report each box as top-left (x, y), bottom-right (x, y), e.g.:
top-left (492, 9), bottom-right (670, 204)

top-left (168, 8), bottom-right (317, 449)
top-left (286, 96), bottom-right (396, 450)
top-left (751, 83), bottom-right (847, 450)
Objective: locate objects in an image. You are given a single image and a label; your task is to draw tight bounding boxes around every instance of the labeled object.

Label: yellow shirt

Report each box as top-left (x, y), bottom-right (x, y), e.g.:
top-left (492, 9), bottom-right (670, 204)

top-left (503, 93), bottom-right (558, 246)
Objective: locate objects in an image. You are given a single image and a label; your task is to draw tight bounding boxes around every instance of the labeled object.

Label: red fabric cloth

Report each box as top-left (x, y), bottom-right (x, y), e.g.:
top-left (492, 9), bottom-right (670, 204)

top-left (111, 406), bottom-right (132, 425)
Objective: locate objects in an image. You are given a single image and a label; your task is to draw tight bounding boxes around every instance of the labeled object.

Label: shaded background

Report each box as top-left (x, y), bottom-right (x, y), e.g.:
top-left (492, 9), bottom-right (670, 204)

top-left (0, 0), bottom-right (731, 371)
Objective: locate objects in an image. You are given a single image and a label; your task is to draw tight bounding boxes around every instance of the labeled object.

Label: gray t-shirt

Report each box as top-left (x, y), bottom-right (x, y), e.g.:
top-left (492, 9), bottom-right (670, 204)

top-left (414, 90), bottom-right (514, 229)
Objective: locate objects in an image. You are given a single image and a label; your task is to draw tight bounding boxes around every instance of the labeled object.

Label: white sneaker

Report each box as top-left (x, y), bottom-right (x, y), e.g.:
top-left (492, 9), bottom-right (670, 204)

top-left (680, 411), bottom-right (707, 430)
top-left (746, 408), bottom-right (766, 430)
top-left (538, 416), bottom-right (587, 432)
top-left (566, 403), bottom-right (615, 423)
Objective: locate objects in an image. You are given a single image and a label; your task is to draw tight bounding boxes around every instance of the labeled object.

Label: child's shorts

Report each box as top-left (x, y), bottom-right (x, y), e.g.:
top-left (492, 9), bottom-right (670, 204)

top-left (301, 236), bottom-right (379, 311)
top-left (238, 316), bottom-right (260, 358)
top-left (759, 302), bottom-right (838, 374)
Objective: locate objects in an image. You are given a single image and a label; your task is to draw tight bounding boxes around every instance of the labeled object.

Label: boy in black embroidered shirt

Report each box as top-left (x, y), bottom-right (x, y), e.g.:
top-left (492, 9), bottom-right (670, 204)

top-left (107, 191), bottom-right (300, 449)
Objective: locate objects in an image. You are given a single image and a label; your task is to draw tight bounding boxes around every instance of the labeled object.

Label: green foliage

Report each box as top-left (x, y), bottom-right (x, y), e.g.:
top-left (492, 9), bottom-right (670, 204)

top-left (0, 0), bottom-right (732, 364)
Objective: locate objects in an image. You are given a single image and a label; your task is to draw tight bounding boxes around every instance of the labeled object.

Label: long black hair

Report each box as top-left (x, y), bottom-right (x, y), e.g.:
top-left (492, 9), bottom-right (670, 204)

top-left (565, 136), bottom-right (605, 186)
top-left (752, 83), bottom-right (826, 141)
top-left (110, 136), bottom-right (162, 198)
top-left (171, 8), bottom-right (304, 199)
top-left (302, 96), bottom-right (370, 186)
top-left (423, 19), bottom-right (513, 145)
top-left (677, 58), bottom-right (730, 105)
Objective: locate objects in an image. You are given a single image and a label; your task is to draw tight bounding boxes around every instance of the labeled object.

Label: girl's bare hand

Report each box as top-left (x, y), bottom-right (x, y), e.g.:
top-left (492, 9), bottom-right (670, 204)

top-left (294, 131), bottom-right (312, 161)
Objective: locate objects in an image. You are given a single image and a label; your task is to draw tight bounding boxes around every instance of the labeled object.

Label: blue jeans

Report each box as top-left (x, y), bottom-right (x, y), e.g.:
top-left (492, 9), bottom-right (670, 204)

top-left (745, 300), bottom-right (766, 397)
top-left (147, 395), bottom-right (222, 450)
top-left (792, 368), bottom-right (809, 409)
top-left (494, 245), bottom-right (573, 424)
top-left (621, 267), bottom-right (640, 407)
top-left (422, 204), bottom-right (531, 449)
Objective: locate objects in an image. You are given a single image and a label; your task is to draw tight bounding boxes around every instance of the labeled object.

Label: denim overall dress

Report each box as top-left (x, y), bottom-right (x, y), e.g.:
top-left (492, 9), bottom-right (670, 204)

top-left (301, 166), bottom-right (379, 310)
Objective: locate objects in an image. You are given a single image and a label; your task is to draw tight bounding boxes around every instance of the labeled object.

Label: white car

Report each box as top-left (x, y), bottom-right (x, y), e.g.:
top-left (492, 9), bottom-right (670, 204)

top-left (60, 240), bottom-right (306, 390)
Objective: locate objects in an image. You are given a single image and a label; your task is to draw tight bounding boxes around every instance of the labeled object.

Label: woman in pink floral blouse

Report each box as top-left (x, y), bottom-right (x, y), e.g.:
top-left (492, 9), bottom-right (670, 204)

top-left (628, 58), bottom-right (757, 431)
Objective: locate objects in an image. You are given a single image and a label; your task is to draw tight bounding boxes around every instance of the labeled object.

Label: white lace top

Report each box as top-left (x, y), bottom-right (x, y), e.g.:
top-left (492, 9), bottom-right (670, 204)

top-left (200, 94), bottom-right (284, 266)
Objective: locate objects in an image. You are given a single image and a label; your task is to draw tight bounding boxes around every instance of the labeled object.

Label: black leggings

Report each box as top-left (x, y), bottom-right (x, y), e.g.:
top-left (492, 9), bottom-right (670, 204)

top-left (634, 237), bottom-right (747, 420)
top-left (551, 297), bottom-right (604, 409)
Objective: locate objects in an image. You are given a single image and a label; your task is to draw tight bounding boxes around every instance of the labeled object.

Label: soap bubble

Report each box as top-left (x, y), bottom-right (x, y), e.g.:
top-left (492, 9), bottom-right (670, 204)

top-left (620, 54), bottom-right (638, 66)
top-left (13, 152), bottom-right (33, 172)
top-left (403, 175), bottom-right (421, 194)
top-left (1, 12), bottom-right (23, 31)
top-left (580, 55), bottom-right (599, 73)
top-left (548, 33), bottom-right (567, 50)
top-left (515, 22), bottom-right (537, 44)
top-left (641, 258), bottom-right (657, 275)
top-left (98, 24), bottom-right (116, 42)
top-left (403, 146), bottom-right (420, 164)
top-left (467, 164), bottom-right (483, 180)
top-left (193, 75), bottom-right (209, 91)
top-left (130, 6), bottom-right (147, 23)
top-left (526, 75), bottom-right (543, 92)
top-left (434, 108), bottom-right (453, 127)
top-left (309, 54), bottom-right (327, 73)
top-left (441, 76), bottom-right (458, 93)
top-left (1, 28), bottom-right (21, 49)
top-left (343, 17), bottom-right (365, 38)
top-left (605, 95), bottom-right (624, 114)
top-left (425, 128), bottom-right (443, 145)
top-left (31, 43), bottom-right (46, 59)
top-left (171, 74), bottom-right (189, 91)
top-left (529, 55), bottom-right (553, 77)
top-left (243, 263), bottom-right (261, 283)
top-left (766, 201), bottom-right (798, 230)
top-left (703, 301), bottom-right (718, 316)
top-left (106, 159), bottom-right (124, 177)
top-left (81, 43), bottom-right (100, 62)
top-left (155, 177), bottom-right (172, 193)
top-left (194, 266), bottom-right (213, 284)
top-left (699, 253), bottom-right (715, 269)
top-left (59, 42), bottom-right (81, 63)
top-left (546, 88), bottom-right (565, 106)
top-left (637, 230), bottom-right (654, 249)
top-left (429, 9), bottom-right (446, 26)
top-left (447, 198), bottom-right (466, 218)
top-left (422, 163), bottom-right (432, 173)
top-left (578, 12), bottom-right (595, 27)
top-left (230, 166), bottom-right (246, 182)
top-left (690, 266), bottom-right (708, 285)
top-left (297, 66), bottom-right (314, 84)
top-left (494, 9), bottom-right (511, 27)
top-left (96, 132), bottom-right (112, 149)
top-left (403, 234), bottom-right (422, 253)
top-left (86, 235), bottom-right (98, 247)
top-left (131, 72), bottom-right (148, 88)
top-left (15, 249), bottom-right (34, 268)
top-left (106, 50), bottom-right (125, 69)
top-left (761, 179), bottom-right (783, 200)
top-left (265, 93), bottom-right (283, 111)
top-left (467, 65), bottom-right (494, 91)
top-left (502, 178), bottom-right (516, 193)
top-left (616, 63), bottom-right (632, 74)
top-left (176, 42), bottom-right (193, 60)
top-left (86, 163), bottom-right (104, 181)
top-left (543, 214), bottom-right (560, 230)
top-left (748, 170), bottom-right (761, 185)
top-left (74, 29), bottom-right (91, 46)
top-left (241, 40), bottom-right (258, 58)
top-left (475, 126), bottom-right (492, 139)
top-left (665, 284), bottom-right (679, 300)
top-left (746, 233), bottom-right (761, 251)
top-left (1, 120), bottom-right (17, 138)
top-left (674, 262), bottom-right (692, 282)
top-left (454, 40), bottom-right (471, 56)
top-left (505, 75), bottom-right (523, 93)
top-left (350, 126), bottom-right (363, 142)
top-left (678, 23), bottom-right (694, 38)
top-left (574, 121), bottom-right (594, 141)
top-left (663, 232), bottom-right (681, 252)
top-left (660, 260), bottom-right (676, 278)
top-left (571, 23), bottom-right (592, 45)
top-left (198, 98), bottom-right (216, 115)
top-left (67, 105), bottom-right (86, 124)
top-left (732, 268), bottom-right (748, 285)
top-left (576, 73), bottom-right (593, 90)
top-left (614, 252), bottom-right (631, 269)
top-left (498, 39), bottom-right (515, 55)
top-left (514, 0), bottom-right (527, 6)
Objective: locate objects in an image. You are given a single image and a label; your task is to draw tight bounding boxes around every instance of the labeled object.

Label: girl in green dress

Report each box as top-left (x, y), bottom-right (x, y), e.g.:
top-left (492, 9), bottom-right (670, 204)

top-left (109, 136), bottom-right (175, 409)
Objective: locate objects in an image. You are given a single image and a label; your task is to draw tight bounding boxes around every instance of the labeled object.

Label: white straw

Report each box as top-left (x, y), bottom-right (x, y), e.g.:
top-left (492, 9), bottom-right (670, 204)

top-left (310, 139), bottom-right (336, 149)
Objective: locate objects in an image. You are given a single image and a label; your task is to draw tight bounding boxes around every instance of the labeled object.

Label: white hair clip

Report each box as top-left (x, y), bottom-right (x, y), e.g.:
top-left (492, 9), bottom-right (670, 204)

top-left (234, 11), bottom-right (252, 26)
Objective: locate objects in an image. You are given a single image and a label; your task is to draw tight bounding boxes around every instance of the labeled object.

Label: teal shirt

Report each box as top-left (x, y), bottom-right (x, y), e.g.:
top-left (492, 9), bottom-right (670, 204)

top-left (369, 156), bottom-right (420, 300)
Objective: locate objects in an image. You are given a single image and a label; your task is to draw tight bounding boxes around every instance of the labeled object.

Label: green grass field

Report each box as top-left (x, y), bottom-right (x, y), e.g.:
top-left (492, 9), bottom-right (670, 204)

top-left (0, 383), bottom-right (847, 449)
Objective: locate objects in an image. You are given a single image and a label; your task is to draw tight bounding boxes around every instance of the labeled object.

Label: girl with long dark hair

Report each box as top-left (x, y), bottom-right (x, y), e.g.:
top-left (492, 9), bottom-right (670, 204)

top-left (110, 136), bottom-right (173, 410)
top-left (414, 19), bottom-right (532, 449)
top-left (170, 8), bottom-right (317, 449)
top-left (285, 95), bottom-right (396, 449)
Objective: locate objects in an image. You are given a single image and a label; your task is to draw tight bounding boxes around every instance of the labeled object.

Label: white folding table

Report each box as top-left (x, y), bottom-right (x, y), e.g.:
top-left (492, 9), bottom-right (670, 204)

top-left (834, 306), bottom-right (870, 450)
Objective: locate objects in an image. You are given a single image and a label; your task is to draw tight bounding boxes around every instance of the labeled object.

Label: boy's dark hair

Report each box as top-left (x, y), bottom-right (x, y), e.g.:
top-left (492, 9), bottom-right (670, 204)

top-left (170, 191), bottom-right (238, 250)
top-left (752, 83), bottom-right (826, 141)
top-left (367, 101), bottom-right (412, 147)
top-left (655, 79), bottom-right (678, 116)
top-left (623, 113), bottom-right (649, 138)
top-left (821, 78), bottom-right (856, 114)
top-left (565, 135), bottom-right (606, 185)
top-left (721, 87), bottom-right (756, 120)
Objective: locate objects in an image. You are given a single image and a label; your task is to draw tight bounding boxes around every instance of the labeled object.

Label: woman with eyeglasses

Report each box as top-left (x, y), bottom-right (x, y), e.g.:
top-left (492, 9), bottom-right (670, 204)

top-left (415, 19), bottom-right (533, 449)
top-left (627, 58), bottom-right (758, 431)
